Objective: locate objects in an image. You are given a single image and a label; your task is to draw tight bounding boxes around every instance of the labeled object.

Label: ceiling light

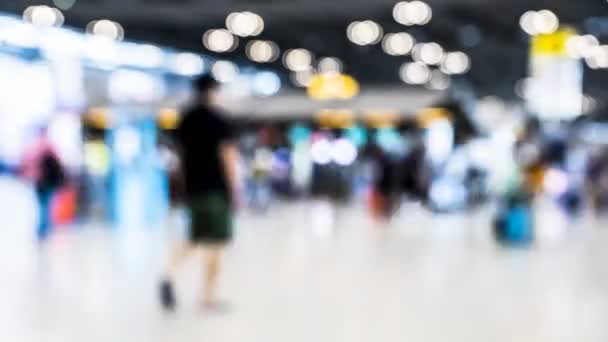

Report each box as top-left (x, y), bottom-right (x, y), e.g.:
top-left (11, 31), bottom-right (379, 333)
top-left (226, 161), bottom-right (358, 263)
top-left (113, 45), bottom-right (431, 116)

top-left (566, 35), bottom-right (599, 59)
top-left (407, 1), bottom-right (432, 25)
top-left (441, 51), bottom-right (470, 74)
top-left (418, 42), bottom-right (444, 65)
top-left (382, 32), bottom-right (415, 56)
top-left (87, 19), bottom-right (124, 41)
top-left (585, 45), bottom-right (608, 69)
top-left (400, 62), bottom-right (431, 84)
top-left (284, 48), bottom-right (313, 72)
top-left (519, 11), bottom-right (538, 35)
top-left (291, 68), bottom-right (315, 87)
top-left (347, 20), bottom-right (383, 45)
top-left (318, 57), bottom-right (343, 75)
top-left (246, 40), bottom-right (279, 63)
top-left (534, 10), bottom-right (559, 34)
top-left (203, 29), bottom-right (237, 53)
top-left (226, 11), bottom-right (264, 37)
top-left (393, 1), bottom-right (432, 26)
top-left (23, 5), bottom-right (64, 28)
top-left (393, 2), bottom-right (412, 26)
top-left (520, 10), bottom-right (559, 36)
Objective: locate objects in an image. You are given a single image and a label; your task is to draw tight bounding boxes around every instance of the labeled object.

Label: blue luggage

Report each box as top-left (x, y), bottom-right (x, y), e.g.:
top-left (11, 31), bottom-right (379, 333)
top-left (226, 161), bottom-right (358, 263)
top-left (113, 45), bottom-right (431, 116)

top-left (494, 193), bottom-right (534, 244)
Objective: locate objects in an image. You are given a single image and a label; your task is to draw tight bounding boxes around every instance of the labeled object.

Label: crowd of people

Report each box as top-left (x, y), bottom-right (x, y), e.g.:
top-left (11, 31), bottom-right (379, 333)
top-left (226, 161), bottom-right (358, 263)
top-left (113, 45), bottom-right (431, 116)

top-left (11, 73), bottom-right (608, 313)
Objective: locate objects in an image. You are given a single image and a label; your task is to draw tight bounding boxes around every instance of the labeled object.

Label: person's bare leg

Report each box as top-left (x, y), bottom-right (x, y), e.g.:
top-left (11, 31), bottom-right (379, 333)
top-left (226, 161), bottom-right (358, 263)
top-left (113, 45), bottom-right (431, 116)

top-left (160, 241), bottom-right (195, 310)
top-left (167, 241), bottom-right (195, 281)
top-left (201, 244), bottom-right (225, 307)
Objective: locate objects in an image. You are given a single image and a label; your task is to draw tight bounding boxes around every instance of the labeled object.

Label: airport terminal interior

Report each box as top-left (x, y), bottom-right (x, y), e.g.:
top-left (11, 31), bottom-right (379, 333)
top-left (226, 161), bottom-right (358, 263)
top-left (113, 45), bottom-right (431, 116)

top-left (2, 0), bottom-right (608, 341)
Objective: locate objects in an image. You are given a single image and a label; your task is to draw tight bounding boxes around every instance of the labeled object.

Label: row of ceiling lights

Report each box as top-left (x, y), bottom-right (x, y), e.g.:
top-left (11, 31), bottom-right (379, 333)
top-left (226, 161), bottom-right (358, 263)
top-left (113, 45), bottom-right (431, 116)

top-left (566, 35), bottom-right (608, 69)
top-left (345, 1), bottom-right (470, 90)
top-left (519, 10), bottom-right (608, 70)
top-left (202, 3), bottom-right (466, 90)
top-left (21, 5), bottom-right (246, 82)
top-left (202, 12), bottom-right (333, 88)
top-left (23, 3), bottom-right (608, 93)
top-left (21, 3), bottom-right (467, 90)
top-left (203, 11), bottom-right (266, 53)
top-left (23, 5), bottom-right (125, 41)
top-left (19, 6), bottom-right (279, 89)
top-left (20, 6), bottom-right (234, 81)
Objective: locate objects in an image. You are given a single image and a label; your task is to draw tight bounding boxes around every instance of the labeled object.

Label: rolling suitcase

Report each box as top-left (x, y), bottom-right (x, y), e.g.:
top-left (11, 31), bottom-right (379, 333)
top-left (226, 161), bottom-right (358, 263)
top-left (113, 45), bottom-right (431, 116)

top-left (494, 193), bottom-right (534, 244)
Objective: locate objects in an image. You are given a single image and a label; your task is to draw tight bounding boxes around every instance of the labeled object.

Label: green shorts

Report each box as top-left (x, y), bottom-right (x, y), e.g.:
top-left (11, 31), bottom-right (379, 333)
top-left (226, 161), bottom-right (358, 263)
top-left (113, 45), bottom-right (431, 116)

top-left (189, 193), bottom-right (233, 244)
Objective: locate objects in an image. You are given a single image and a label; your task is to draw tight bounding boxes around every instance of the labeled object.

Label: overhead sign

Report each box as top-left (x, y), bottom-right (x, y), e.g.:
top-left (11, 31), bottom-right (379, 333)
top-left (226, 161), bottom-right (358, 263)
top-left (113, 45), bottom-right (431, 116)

top-left (531, 28), bottom-right (574, 57)
top-left (528, 27), bottom-right (583, 120)
top-left (307, 73), bottom-right (359, 100)
top-left (315, 109), bottom-right (355, 128)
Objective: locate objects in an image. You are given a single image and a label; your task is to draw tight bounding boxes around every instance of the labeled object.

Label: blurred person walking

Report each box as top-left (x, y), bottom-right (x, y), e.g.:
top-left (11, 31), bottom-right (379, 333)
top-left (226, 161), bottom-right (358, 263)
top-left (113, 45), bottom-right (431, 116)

top-left (368, 144), bottom-right (397, 219)
top-left (22, 128), bottom-right (66, 240)
top-left (160, 75), bottom-right (239, 311)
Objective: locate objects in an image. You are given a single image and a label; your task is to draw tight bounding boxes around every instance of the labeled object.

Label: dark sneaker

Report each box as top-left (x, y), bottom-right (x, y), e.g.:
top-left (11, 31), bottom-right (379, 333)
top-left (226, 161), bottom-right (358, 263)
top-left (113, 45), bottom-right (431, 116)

top-left (160, 280), bottom-right (176, 311)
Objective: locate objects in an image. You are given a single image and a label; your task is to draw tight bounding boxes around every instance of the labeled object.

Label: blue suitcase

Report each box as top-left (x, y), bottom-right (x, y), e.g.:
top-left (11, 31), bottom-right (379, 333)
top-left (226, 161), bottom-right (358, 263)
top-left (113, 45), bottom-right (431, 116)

top-left (494, 199), bottom-right (534, 244)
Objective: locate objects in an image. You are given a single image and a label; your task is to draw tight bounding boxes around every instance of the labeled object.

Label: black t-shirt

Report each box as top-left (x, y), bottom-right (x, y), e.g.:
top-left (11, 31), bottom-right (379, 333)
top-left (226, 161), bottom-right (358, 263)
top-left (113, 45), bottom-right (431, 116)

top-left (176, 106), bottom-right (234, 197)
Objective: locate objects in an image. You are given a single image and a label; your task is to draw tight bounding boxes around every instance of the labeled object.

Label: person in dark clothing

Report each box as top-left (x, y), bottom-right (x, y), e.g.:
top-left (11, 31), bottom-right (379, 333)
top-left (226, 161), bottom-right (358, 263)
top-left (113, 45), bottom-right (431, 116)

top-left (160, 75), bottom-right (239, 311)
top-left (400, 141), bottom-right (428, 201)
top-left (22, 129), bottom-right (65, 240)
top-left (368, 144), bottom-right (394, 219)
top-left (36, 150), bottom-right (65, 239)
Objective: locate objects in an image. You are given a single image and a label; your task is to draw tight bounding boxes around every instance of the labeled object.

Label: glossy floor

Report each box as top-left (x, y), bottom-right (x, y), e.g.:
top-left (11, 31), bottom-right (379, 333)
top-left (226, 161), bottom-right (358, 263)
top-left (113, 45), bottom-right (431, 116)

top-left (2, 176), bottom-right (608, 341)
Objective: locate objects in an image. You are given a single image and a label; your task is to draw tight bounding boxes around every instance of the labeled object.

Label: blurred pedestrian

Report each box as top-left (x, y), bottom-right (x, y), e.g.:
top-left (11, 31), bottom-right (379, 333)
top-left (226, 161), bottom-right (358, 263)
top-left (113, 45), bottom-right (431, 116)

top-left (160, 75), bottom-right (239, 311)
top-left (367, 143), bottom-right (397, 219)
top-left (22, 128), bottom-right (65, 239)
top-left (400, 138), bottom-right (428, 202)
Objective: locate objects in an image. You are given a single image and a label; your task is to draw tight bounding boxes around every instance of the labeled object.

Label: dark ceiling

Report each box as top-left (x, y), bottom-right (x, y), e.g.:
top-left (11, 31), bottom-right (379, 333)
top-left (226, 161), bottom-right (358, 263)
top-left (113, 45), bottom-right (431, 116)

top-left (2, 0), bottom-right (608, 99)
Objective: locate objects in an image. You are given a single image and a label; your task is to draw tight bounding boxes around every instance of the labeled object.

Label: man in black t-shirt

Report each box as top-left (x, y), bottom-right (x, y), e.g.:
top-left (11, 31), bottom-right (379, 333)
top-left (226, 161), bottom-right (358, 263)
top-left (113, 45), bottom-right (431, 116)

top-left (161, 75), bottom-right (239, 311)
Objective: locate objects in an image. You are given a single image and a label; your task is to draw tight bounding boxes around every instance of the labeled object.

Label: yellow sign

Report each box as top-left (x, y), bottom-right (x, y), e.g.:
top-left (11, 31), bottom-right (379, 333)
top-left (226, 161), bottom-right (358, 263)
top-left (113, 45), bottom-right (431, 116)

top-left (316, 109), bottom-right (355, 128)
top-left (531, 28), bottom-right (575, 57)
top-left (365, 111), bottom-right (400, 128)
top-left (417, 107), bottom-right (452, 128)
top-left (307, 73), bottom-right (359, 100)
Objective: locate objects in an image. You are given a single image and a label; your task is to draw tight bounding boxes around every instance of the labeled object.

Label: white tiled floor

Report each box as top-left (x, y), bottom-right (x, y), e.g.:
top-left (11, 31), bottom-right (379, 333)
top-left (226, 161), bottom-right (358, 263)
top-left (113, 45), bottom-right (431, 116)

top-left (2, 176), bottom-right (608, 341)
